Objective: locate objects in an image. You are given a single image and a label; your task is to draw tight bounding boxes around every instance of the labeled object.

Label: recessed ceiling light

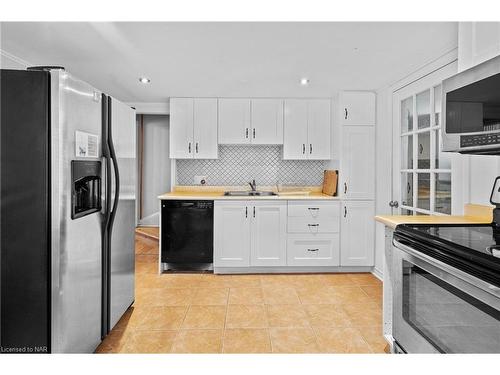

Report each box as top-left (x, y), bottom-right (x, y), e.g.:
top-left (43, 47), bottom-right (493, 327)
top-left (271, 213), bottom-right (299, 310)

top-left (300, 78), bottom-right (309, 86)
top-left (139, 77), bottom-right (151, 84)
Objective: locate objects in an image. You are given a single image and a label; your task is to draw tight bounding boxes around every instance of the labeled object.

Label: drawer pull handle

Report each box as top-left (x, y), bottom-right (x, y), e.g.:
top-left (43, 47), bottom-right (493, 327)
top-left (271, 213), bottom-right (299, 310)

top-left (308, 207), bottom-right (320, 210)
top-left (307, 224), bottom-right (319, 227)
top-left (307, 248), bottom-right (319, 252)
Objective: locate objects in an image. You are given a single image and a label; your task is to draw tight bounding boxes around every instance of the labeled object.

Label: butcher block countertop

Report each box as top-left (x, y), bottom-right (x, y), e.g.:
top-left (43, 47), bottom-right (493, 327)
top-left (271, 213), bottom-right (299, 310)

top-left (375, 204), bottom-right (493, 229)
top-left (158, 185), bottom-right (339, 201)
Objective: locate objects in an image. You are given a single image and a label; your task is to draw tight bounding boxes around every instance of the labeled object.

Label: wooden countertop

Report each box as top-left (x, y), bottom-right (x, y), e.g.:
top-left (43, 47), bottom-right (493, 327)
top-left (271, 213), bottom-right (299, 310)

top-left (375, 204), bottom-right (493, 229)
top-left (158, 185), bottom-right (339, 201)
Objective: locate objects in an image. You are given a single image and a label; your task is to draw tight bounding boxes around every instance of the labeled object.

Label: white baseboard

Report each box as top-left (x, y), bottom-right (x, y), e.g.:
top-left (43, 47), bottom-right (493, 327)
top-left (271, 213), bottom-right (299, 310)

top-left (371, 267), bottom-right (383, 282)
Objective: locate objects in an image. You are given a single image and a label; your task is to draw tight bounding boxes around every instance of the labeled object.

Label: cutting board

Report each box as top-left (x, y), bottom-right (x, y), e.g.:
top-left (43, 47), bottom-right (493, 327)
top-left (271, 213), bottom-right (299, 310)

top-left (322, 170), bottom-right (338, 196)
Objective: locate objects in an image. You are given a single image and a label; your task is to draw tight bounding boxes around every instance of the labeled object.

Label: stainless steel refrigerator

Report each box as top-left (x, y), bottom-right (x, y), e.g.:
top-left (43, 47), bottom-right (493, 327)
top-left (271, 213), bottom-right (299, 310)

top-left (0, 68), bottom-right (136, 353)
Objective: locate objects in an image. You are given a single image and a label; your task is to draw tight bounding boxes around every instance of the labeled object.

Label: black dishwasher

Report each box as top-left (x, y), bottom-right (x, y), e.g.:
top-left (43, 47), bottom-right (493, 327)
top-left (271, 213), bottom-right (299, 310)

top-left (161, 200), bottom-right (214, 268)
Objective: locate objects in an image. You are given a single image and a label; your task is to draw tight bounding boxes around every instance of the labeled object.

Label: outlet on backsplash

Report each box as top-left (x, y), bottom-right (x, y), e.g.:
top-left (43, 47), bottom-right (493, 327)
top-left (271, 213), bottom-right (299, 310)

top-left (193, 175), bottom-right (208, 185)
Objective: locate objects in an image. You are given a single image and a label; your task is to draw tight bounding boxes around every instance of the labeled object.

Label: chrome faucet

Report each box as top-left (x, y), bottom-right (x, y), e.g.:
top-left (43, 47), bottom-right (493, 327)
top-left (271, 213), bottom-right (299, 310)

top-left (248, 179), bottom-right (257, 191)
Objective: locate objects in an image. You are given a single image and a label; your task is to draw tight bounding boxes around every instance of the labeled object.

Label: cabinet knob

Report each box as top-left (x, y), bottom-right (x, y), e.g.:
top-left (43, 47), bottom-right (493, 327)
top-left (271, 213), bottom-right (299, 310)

top-left (344, 108), bottom-right (348, 120)
top-left (344, 182), bottom-right (348, 194)
top-left (307, 248), bottom-right (319, 252)
top-left (246, 128), bottom-right (249, 138)
top-left (344, 206), bottom-right (347, 218)
top-left (253, 128), bottom-right (256, 139)
top-left (195, 142), bottom-right (199, 153)
top-left (188, 142), bottom-right (191, 153)
top-left (309, 144), bottom-right (313, 154)
top-left (302, 144), bottom-right (305, 154)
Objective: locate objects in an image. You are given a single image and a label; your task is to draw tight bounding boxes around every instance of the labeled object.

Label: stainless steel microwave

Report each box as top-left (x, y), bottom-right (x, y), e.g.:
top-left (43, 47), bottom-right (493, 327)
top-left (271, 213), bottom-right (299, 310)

top-left (442, 54), bottom-right (500, 154)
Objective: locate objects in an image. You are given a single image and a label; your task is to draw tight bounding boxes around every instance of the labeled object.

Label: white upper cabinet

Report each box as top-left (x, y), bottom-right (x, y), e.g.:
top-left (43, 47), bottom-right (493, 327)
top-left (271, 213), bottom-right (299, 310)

top-left (170, 98), bottom-right (194, 159)
top-left (340, 91), bottom-right (376, 126)
top-left (193, 98), bottom-right (218, 159)
top-left (250, 202), bottom-right (287, 266)
top-left (218, 98), bottom-right (251, 144)
top-left (340, 126), bottom-right (375, 200)
top-left (458, 22), bottom-right (500, 72)
top-left (283, 99), bottom-right (308, 159)
top-left (250, 99), bottom-right (284, 144)
top-left (307, 99), bottom-right (331, 160)
top-left (340, 200), bottom-right (375, 267)
top-left (170, 98), bottom-right (218, 159)
top-left (283, 99), bottom-right (331, 160)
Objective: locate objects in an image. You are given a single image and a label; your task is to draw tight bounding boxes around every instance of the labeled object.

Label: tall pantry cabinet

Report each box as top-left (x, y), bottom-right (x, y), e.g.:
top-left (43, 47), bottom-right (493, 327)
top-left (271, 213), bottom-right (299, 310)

top-left (339, 91), bottom-right (376, 267)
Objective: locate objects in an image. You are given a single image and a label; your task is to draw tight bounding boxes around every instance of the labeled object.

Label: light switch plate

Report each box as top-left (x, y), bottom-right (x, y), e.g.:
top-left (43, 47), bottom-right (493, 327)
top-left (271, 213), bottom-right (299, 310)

top-left (194, 175), bottom-right (208, 185)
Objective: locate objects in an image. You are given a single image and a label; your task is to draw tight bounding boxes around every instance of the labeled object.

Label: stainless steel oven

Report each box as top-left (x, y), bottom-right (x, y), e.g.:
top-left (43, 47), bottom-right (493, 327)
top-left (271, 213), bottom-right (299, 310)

top-left (392, 239), bottom-right (500, 353)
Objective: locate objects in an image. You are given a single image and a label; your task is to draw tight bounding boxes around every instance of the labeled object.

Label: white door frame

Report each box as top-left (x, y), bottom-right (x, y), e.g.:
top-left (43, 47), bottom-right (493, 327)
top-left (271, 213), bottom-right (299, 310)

top-left (390, 57), bottom-right (458, 215)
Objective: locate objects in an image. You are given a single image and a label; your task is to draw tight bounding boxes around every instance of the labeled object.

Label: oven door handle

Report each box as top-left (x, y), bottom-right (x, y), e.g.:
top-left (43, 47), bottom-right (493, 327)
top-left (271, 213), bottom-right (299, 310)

top-left (393, 238), bottom-right (500, 297)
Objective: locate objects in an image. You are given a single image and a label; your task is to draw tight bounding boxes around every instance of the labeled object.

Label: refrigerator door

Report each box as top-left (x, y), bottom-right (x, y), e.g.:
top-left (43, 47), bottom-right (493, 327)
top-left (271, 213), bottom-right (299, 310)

top-left (50, 71), bottom-right (103, 353)
top-left (107, 96), bottom-right (136, 331)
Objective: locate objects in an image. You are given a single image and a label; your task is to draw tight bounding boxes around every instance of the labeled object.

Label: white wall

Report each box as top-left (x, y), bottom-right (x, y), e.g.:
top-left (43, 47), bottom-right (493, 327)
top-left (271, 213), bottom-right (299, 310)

top-left (0, 49), bottom-right (29, 69)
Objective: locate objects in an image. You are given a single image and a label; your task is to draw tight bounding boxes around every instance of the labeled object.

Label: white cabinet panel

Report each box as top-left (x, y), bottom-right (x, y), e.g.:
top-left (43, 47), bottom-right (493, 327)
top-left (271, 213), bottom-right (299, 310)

top-left (214, 202), bottom-right (250, 267)
top-left (170, 98), bottom-right (194, 159)
top-left (283, 99), bottom-right (309, 159)
top-left (341, 92), bottom-right (376, 126)
top-left (307, 99), bottom-right (331, 159)
top-left (193, 98), bottom-right (218, 159)
top-left (250, 202), bottom-right (287, 266)
top-left (218, 98), bottom-right (251, 144)
top-left (341, 126), bottom-right (375, 199)
top-left (111, 97), bottom-right (136, 158)
top-left (284, 99), bottom-right (331, 160)
top-left (340, 200), bottom-right (374, 267)
top-left (251, 99), bottom-right (283, 144)
top-left (287, 233), bottom-right (339, 266)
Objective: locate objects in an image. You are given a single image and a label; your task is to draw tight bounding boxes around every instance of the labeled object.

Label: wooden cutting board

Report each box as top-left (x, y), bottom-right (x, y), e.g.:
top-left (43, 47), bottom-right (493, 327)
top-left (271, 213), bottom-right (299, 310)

top-left (322, 170), bottom-right (338, 196)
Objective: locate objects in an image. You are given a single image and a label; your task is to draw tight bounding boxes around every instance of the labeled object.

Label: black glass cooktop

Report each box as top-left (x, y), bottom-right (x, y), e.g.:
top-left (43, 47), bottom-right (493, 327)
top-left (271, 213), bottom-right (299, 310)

top-left (394, 224), bottom-right (500, 286)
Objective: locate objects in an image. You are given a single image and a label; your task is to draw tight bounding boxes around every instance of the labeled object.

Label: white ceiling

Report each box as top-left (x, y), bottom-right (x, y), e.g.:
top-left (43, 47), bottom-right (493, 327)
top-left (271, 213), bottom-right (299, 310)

top-left (0, 22), bottom-right (458, 103)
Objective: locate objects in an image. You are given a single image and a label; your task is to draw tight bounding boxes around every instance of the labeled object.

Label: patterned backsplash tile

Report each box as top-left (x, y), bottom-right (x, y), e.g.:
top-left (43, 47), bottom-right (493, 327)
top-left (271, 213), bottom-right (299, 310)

top-left (176, 145), bottom-right (328, 186)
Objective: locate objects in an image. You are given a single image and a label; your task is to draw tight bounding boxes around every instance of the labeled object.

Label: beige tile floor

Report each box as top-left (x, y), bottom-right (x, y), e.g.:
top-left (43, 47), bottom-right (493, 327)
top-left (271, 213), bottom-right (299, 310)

top-left (95, 234), bottom-right (386, 354)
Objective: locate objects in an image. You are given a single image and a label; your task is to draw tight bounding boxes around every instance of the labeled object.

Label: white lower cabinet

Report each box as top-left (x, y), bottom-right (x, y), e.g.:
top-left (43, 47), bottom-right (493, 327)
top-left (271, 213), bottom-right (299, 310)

top-left (340, 200), bottom-right (375, 266)
top-left (214, 202), bottom-right (250, 267)
top-left (287, 234), bottom-right (339, 266)
top-left (214, 201), bottom-right (286, 267)
top-left (251, 202), bottom-right (287, 266)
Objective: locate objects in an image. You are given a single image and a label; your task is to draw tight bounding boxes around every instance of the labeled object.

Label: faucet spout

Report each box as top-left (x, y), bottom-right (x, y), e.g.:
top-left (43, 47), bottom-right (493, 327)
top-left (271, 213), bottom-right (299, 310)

top-left (248, 179), bottom-right (257, 191)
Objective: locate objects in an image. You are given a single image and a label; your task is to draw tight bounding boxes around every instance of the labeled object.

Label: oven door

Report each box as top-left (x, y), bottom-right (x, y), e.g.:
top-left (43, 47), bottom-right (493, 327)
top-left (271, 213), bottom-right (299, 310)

top-left (392, 240), bottom-right (500, 353)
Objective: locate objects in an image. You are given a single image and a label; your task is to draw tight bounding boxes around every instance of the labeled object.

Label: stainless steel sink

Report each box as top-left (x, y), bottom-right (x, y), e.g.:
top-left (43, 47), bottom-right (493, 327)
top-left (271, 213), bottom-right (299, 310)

top-left (224, 191), bottom-right (277, 196)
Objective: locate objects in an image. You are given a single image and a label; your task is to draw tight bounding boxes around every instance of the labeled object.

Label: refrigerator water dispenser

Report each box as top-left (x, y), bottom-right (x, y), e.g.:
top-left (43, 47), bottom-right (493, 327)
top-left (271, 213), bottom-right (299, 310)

top-left (71, 160), bottom-right (102, 219)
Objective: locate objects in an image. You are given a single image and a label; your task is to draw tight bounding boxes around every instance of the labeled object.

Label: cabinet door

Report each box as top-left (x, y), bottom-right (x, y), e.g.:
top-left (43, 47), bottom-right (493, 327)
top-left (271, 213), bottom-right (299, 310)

top-left (251, 99), bottom-right (283, 144)
top-left (169, 98), bottom-right (194, 158)
top-left (218, 98), bottom-right (251, 144)
top-left (307, 99), bottom-right (331, 160)
top-left (214, 202), bottom-right (250, 267)
top-left (283, 99), bottom-right (308, 159)
top-left (341, 92), bottom-right (376, 126)
top-left (341, 126), bottom-right (375, 199)
top-left (250, 202), bottom-right (287, 266)
top-left (340, 200), bottom-right (375, 266)
top-left (193, 98), bottom-right (218, 159)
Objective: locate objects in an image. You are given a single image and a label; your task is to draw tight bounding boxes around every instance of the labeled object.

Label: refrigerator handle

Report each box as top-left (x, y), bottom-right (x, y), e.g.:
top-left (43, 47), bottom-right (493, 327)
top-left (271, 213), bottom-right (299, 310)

top-left (107, 97), bottom-right (120, 237)
top-left (101, 93), bottom-right (111, 338)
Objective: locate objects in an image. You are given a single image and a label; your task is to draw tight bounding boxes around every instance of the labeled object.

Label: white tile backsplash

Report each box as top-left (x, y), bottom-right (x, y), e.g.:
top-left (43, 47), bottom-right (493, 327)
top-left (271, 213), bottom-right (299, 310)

top-left (176, 145), bottom-right (328, 186)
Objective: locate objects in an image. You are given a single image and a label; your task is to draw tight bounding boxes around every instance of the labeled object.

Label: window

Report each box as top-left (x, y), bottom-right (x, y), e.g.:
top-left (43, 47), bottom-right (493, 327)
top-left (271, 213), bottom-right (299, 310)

top-left (400, 84), bottom-right (451, 215)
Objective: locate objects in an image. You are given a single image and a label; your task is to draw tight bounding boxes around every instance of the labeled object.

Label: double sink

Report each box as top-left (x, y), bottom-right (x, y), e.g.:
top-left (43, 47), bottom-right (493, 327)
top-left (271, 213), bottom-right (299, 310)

top-left (223, 191), bottom-right (277, 196)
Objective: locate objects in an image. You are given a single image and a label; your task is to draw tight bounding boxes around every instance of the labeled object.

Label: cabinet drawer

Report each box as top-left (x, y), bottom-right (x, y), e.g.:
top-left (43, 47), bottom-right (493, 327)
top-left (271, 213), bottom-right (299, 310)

top-left (287, 234), bottom-right (339, 266)
top-left (287, 216), bottom-right (339, 233)
top-left (287, 201), bottom-right (340, 220)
